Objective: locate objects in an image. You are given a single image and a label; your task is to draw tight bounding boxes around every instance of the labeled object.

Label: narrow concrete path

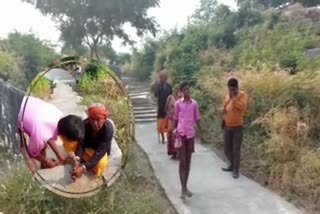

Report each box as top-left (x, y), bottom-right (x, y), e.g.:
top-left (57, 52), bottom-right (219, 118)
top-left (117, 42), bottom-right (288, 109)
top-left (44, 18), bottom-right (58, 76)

top-left (124, 76), bottom-right (305, 214)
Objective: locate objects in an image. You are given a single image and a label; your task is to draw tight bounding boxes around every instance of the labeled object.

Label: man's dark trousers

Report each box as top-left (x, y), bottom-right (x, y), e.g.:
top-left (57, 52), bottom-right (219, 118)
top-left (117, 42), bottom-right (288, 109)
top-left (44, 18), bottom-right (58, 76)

top-left (223, 126), bottom-right (243, 173)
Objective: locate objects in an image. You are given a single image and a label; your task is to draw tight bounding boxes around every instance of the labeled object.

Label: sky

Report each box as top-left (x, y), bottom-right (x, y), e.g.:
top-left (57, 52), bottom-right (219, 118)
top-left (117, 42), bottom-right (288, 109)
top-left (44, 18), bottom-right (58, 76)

top-left (0, 0), bottom-right (237, 53)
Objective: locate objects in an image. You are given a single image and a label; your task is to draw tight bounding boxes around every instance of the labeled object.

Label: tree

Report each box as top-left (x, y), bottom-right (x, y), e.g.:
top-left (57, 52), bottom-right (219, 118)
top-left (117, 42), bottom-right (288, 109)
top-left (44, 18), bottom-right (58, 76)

top-left (214, 4), bottom-right (233, 25)
top-left (22, 0), bottom-right (160, 60)
top-left (61, 43), bottom-right (89, 57)
top-left (116, 53), bottom-right (131, 66)
top-left (129, 40), bottom-right (158, 80)
top-left (0, 49), bottom-right (27, 88)
top-left (192, 0), bottom-right (218, 23)
top-left (0, 32), bottom-right (59, 84)
top-left (237, 0), bottom-right (320, 8)
top-left (100, 44), bottom-right (117, 65)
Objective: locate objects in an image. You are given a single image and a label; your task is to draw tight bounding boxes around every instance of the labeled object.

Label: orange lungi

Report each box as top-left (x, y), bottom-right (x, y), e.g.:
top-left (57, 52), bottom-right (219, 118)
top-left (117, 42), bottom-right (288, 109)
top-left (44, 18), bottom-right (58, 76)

top-left (157, 117), bottom-right (169, 134)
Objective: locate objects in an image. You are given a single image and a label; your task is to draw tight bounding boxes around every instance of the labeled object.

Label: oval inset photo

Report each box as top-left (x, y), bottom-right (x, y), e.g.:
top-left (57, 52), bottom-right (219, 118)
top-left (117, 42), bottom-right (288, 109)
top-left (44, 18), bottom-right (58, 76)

top-left (18, 56), bottom-right (134, 198)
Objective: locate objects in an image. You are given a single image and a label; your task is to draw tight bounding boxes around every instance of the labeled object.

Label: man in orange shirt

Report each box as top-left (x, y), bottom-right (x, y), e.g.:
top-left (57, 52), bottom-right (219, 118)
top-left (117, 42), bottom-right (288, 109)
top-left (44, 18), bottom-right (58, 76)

top-left (221, 78), bottom-right (248, 179)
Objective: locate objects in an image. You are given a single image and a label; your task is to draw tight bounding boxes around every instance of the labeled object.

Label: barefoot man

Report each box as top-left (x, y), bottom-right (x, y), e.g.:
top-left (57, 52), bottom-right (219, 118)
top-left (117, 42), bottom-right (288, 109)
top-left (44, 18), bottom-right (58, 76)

top-left (221, 77), bottom-right (248, 179)
top-left (154, 70), bottom-right (172, 144)
top-left (173, 81), bottom-right (201, 199)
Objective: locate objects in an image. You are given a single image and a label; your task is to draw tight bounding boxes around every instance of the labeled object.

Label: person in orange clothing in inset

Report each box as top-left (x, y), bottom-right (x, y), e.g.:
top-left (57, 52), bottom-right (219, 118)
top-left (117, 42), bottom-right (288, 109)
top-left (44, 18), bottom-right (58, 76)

top-left (58, 103), bottom-right (113, 182)
top-left (221, 77), bottom-right (248, 179)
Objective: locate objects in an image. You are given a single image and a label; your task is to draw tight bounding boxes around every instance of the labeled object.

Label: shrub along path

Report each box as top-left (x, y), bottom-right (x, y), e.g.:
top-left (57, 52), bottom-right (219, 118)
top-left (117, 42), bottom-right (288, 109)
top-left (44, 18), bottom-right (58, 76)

top-left (125, 76), bottom-right (305, 214)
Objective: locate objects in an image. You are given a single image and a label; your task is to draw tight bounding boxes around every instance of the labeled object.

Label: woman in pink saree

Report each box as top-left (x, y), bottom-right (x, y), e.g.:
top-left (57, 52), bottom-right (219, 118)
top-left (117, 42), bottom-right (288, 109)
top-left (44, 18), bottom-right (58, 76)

top-left (165, 84), bottom-right (181, 159)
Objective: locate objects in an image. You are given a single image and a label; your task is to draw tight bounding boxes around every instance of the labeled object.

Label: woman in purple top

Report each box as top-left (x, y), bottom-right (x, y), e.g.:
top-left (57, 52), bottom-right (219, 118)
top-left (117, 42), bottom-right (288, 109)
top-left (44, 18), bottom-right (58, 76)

top-left (173, 81), bottom-right (201, 199)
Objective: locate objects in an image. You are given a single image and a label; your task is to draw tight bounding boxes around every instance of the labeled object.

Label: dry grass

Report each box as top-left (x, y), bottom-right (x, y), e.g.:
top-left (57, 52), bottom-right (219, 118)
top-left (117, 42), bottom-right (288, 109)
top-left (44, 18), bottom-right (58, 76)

top-left (77, 68), bottom-right (133, 167)
top-left (282, 3), bottom-right (320, 22)
top-left (198, 47), bottom-right (232, 67)
top-left (0, 145), bottom-right (177, 214)
top-left (254, 107), bottom-right (320, 212)
top-left (197, 69), bottom-right (320, 213)
top-left (26, 74), bottom-right (52, 100)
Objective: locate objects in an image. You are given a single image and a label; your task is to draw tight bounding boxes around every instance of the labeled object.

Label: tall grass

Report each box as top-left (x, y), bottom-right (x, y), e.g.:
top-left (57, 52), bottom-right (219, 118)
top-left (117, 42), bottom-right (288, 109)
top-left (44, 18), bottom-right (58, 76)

top-left (77, 63), bottom-right (133, 166)
top-left (26, 73), bottom-right (53, 100)
top-left (195, 69), bottom-right (320, 213)
top-left (0, 146), bottom-right (177, 214)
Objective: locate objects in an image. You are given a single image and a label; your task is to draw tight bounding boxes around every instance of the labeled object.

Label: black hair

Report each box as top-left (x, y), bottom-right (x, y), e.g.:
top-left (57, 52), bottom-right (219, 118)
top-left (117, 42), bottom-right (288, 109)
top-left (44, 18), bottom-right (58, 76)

top-left (179, 81), bottom-right (189, 90)
top-left (227, 78), bottom-right (238, 88)
top-left (57, 115), bottom-right (85, 142)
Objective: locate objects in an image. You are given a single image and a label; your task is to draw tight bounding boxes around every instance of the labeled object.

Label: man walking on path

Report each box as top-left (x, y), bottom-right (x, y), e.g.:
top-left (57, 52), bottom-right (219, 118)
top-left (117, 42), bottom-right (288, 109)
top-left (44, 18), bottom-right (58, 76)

top-left (154, 70), bottom-right (172, 144)
top-left (221, 77), bottom-right (248, 179)
top-left (173, 81), bottom-right (201, 199)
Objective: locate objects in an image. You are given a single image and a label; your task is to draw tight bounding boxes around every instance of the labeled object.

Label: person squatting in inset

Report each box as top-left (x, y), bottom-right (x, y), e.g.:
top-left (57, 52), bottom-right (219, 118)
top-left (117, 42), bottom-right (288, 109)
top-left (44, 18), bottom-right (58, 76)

top-left (173, 81), bottom-right (201, 199)
top-left (154, 70), bottom-right (172, 144)
top-left (59, 103), bottom-right (114, 182)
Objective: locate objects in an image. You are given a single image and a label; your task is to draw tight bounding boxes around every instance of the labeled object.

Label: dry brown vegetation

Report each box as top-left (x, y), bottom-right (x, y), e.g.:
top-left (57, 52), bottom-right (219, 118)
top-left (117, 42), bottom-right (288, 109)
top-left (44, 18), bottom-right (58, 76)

top-left (196, 69), bottom-right (320, 213)
top-left (282, 3), bottom-right (320, 22)
top-left (77, 67), bottom-right (133, 166)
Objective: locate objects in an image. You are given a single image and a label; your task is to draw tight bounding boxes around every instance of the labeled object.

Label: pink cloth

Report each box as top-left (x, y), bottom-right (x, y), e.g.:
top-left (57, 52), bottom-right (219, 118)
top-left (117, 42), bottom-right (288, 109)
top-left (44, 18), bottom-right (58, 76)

top-left (173, 98), bottom-right (200, 139)
top-left (18, 96), bottom-right (64, 157)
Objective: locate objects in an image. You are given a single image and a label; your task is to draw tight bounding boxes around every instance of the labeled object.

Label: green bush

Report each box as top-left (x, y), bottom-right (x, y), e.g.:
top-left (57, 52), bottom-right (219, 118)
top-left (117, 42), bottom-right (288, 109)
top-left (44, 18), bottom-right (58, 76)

top-left (279, 51), bottom-right (300, 74)
top-left (0, 49), bottom-right (28, 88)
top-left (0, 32), bottom-right (59, 83)
top-left (26, 74), bottom-right (53, 100)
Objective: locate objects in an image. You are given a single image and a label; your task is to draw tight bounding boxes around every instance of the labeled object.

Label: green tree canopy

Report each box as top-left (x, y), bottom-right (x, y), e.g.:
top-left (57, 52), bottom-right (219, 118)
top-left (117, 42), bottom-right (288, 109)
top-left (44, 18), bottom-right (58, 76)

top-left (192, 0), bottom-right (218, 23)
top-left (237, 0), bottom-right (320, 8)
top-left (0, 32), bottom-right (59, 84)
top-left (0, 49), bottom-right (26, 88)
top-left (22, 0), bottom-right (160, 60)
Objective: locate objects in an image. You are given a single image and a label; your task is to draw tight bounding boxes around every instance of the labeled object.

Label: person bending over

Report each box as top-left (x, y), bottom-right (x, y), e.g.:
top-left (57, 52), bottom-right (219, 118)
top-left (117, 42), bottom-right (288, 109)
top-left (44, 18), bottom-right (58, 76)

top-left (18, 96), bottom-right (68, 173)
